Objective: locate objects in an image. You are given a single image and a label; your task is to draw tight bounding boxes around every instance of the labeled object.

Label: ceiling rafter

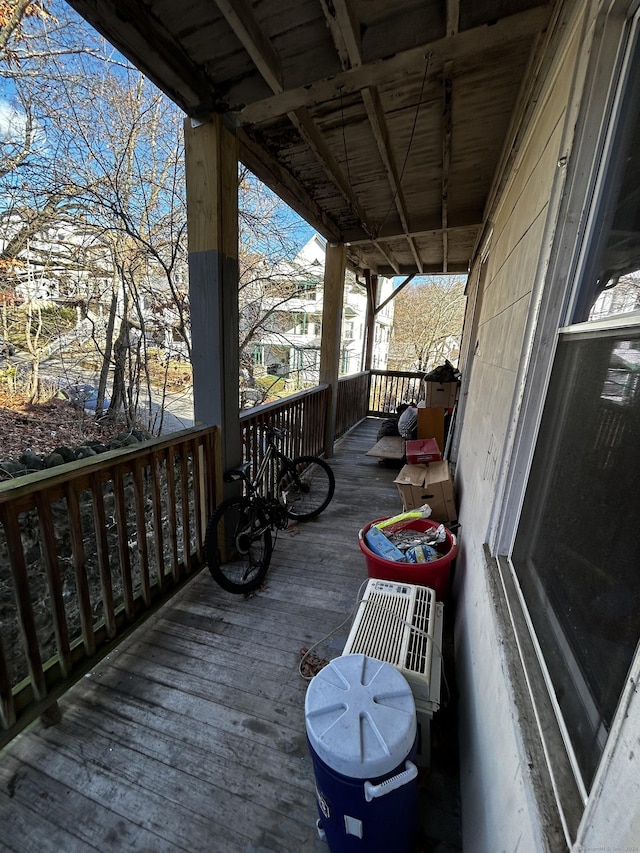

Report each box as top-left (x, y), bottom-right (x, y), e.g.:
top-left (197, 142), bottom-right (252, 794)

top-left (213, 0), bottom-right (283, 93)
top-left (322, 0), bottom-right (424, 273)
top-left (373, 240), bottom-right (401, 275)
top-left (233, 7), bottom-right (551, 126)
top-left (446, 0), bottom-right (460, 38)
top-left (238, 128), bottom-right (342, 242)
top-left (214, 0), bottom-right (377, 241)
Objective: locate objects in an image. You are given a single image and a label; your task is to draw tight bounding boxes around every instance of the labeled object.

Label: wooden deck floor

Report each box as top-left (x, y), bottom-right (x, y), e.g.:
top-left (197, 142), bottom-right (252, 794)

top-left (0, 419), bottom-right (462, 853)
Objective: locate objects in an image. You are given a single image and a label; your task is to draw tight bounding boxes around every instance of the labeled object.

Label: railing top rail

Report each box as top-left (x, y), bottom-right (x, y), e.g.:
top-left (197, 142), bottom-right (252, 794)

top-left (0, 424), bottom-right (218, 505)
top-left (239, 383), bottom-right (330, 424)
top-left (338, 371), bottom-right (369, 381)
top-left (369, 369), bottom-right (425, 378)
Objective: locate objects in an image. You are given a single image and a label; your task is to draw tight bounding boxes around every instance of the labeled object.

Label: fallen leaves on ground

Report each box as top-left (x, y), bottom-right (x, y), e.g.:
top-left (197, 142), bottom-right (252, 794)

top-left (300, 647), bottom-right (329, 678)
top-left (0, 391), bottom-right (133, 458)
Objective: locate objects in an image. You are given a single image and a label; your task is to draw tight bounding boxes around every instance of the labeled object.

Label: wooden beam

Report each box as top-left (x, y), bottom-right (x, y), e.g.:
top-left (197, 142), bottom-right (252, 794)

top-left (287, 107), bottom-right (373, 234)
top-left (321, 0), bottom-right (362, 69)
top-left (442, 63), bottom-right (453, 274)
top-left (375, 274), bottom-right (415, 315)
top-left (344, 219), bottom-right (483, 246)
top-left (363, 269), bottom-right (375, 371)
top-left (237, 127), bottom-right (342, 242)
top-left (373, 241), bottom-right (400, 275)
top-left (319, 243), bottom-right (346, 455)
top-left (219, 0), bottom-right (376, 249)
top-left (446, 0), bottom-right (460, 38)
top-left (233, 7), bottom-right (551, 126)
top-left (184, 116), bottom-right (241, 472)
top-left (213, 0), bottom-right (283, 93)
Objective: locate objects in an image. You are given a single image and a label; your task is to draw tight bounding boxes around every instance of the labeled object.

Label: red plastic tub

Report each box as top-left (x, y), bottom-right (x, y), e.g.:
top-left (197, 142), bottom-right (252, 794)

top-left (358, 518), bottom-right (457, 600)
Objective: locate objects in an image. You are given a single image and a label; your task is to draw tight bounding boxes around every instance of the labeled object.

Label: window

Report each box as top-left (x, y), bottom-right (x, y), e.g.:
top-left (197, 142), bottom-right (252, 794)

top-left (511, 13), bottom-right (640, 792)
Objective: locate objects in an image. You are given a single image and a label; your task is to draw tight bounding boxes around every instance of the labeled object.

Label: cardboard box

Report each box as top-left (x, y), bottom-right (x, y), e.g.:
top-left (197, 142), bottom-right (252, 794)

top-left (422, 380), bottom-right (459, 409)
top-left (405, 438), bottom-right (442, 465)
top-left (394, 461), bottom-right (457, 522)
top-left (417, 407), bottom-right (445, 449)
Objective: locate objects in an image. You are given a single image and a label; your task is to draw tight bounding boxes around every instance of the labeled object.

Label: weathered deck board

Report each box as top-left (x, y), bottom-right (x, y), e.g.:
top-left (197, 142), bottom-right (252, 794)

top-left (0, 419), bottom-right (461, 853)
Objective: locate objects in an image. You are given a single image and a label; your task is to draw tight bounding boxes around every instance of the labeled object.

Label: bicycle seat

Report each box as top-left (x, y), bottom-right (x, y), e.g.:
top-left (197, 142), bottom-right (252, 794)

top-left (223, 462), bottom-right (252, 482)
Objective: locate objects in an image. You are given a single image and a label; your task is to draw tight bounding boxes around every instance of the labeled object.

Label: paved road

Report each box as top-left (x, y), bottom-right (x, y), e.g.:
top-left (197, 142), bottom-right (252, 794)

top-left (12, 352), bottom-right (195, 436)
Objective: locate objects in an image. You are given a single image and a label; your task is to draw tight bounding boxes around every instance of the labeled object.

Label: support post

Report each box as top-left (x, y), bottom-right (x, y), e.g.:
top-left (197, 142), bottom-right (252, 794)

top-left (319, 242), bottom-right (346, 457)
top-left (184, 115), bottom-right (241, 477)
top-left (363, 270), bottom-right (377, 371)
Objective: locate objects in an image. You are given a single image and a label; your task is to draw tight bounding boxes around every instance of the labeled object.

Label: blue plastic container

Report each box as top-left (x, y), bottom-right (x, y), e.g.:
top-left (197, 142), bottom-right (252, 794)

top-left (305, 654), bottom-right (418, 852)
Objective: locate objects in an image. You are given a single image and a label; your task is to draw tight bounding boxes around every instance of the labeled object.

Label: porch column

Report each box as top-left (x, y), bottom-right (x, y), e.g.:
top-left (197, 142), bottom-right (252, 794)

top-left (184, 115), bottom-right (241, 472)
top-left (362, 269), bottom-right (377, 371)
top-left (319, 242), bottom-right (346, 456)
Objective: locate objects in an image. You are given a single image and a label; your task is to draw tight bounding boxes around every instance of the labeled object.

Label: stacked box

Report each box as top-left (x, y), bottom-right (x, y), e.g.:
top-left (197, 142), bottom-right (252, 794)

top-left (421, 380), bottom-right (459, 408)
top-left (394, 460), bottom-right (457, 522)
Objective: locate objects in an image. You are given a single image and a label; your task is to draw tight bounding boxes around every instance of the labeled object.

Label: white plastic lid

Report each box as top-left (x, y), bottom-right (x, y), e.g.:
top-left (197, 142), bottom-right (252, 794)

top-left (305, 654), bottom-right (416, 778)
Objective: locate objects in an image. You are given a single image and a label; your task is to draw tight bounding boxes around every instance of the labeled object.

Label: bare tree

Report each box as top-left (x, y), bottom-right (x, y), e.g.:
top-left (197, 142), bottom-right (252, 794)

top-left (389, 277), bottom-right (466, 372)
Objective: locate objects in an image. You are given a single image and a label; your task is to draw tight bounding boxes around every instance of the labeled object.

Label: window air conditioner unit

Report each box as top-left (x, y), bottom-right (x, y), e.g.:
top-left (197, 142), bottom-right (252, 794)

top-left (341, 579), bottom-right (444, 765)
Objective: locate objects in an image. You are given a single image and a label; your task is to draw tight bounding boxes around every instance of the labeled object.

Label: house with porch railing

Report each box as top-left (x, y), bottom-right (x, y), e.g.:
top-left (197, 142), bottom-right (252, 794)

top-left (2, 1), bottom-right (640, 851)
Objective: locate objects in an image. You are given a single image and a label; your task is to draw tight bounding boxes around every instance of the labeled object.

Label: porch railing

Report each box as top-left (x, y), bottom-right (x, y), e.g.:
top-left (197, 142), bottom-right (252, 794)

top-left (368, 369), bottom-right (423, 416)
top-left (336, 371), bottom-right (370, 439)
top-left (239, 384), bottom-right (331, 484)
top-left (0, 369), bottom-right (423, 748)
top-left (0, 425), bottom-right (219, 748)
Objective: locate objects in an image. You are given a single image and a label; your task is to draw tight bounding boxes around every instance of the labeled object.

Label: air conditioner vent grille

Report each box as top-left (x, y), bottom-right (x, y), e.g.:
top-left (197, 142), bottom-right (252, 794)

top-left (342, 580), bottom-right (442, 710)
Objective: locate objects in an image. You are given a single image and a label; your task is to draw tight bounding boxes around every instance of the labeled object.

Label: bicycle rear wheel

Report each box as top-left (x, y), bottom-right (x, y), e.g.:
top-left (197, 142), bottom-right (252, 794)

top-left (277, 455), bottom-right (335, 521)
top-left (205, 496), bottom-right (272, 593)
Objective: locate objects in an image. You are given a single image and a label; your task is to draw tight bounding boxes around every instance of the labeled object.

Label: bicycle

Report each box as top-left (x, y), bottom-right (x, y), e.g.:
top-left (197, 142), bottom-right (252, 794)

top-left (205, 426), bottom-right (335, 593)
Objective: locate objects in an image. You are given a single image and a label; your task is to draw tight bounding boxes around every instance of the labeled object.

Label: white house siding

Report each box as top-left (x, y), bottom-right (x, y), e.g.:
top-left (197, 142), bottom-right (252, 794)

top-left (453, 11), bottom-right (586, 852)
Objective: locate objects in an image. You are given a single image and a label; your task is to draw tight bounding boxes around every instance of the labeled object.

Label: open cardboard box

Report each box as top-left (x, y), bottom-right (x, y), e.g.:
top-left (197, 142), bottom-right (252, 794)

top-left (394, 460), bottom-right (457, 522)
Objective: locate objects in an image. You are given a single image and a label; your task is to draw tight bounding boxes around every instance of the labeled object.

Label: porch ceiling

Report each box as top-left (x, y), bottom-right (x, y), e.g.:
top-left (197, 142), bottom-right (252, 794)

top-left (66, 0), bottom-right (554, 277)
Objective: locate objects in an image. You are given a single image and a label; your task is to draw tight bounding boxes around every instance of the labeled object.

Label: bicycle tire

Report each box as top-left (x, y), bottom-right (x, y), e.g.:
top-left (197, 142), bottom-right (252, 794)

top-left (205, 496), bottom-right (272, 593)
top-left (277, 455), bottom-right (335, 521)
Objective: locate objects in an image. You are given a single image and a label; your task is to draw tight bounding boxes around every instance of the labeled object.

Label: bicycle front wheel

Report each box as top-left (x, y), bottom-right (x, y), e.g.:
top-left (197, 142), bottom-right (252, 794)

top-left (277, 456), bottom-right (335, 521)
top-left (205, 496), bottom-right (272, 593)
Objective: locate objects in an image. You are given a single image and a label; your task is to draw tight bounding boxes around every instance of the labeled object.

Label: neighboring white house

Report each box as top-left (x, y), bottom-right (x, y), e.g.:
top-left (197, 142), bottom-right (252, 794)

top-left (251, 234), bottom-right (393, 385)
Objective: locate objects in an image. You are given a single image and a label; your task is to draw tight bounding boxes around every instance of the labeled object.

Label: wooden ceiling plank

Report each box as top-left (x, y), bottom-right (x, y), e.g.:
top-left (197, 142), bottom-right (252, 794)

top-left (233, 7), bottom-right (551, 126)
top-left (237, 128), bottom-right (342, 242)
top-left (360, 86), bottom-right (424, 273)
top-left (287, 106), bottom-right (375, 237)
top-left (373, 241), bottom-right (400, 275)
top-left (213, 0), bottom-right (283, 94)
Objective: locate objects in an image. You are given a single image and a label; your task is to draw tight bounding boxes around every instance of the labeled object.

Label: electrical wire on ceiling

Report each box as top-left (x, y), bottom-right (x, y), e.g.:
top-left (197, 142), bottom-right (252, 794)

top-left (374, 51), bottom-right (432, 240)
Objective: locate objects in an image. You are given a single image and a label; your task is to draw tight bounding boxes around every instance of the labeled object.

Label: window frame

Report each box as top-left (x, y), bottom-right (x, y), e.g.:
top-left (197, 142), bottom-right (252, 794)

top-left (489, 0), bottom-right (640, 840)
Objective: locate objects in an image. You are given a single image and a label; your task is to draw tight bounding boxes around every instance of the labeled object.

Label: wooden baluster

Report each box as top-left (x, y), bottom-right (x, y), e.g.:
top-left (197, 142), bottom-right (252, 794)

top-left (0, 507), bottom-right (47, 700)
top-left (0, 630), bottom-right (15, 729)
top-left (36, 494), bottom-right (72, 677)
top-left (90, 475), bottom-right (116, 638)
top-left (150, 451), bottom-right (166, 591)
top-left (165, 447), bottom-right (180, 581)
top-left (132, 460), bottom-right (151, 606)
top-left (113, 467), bottom-right (135, 619)
top-left (65, 485), bottom-right (96, 655)
top-left (179, 448), bottom-right (191, 571)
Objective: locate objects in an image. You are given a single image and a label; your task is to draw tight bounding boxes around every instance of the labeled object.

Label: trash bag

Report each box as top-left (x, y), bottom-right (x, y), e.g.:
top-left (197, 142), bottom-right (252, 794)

top-left (377, 418), bottom-right (400, 440)
top-left (423, 359), bottom-right (461, 383)
top-left (398, 405), bottom-right (418, 439)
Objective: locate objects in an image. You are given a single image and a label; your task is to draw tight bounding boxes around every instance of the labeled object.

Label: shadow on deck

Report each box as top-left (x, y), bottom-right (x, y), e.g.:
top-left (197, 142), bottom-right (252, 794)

top-left (0, 418), bottom-right (462, 853)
